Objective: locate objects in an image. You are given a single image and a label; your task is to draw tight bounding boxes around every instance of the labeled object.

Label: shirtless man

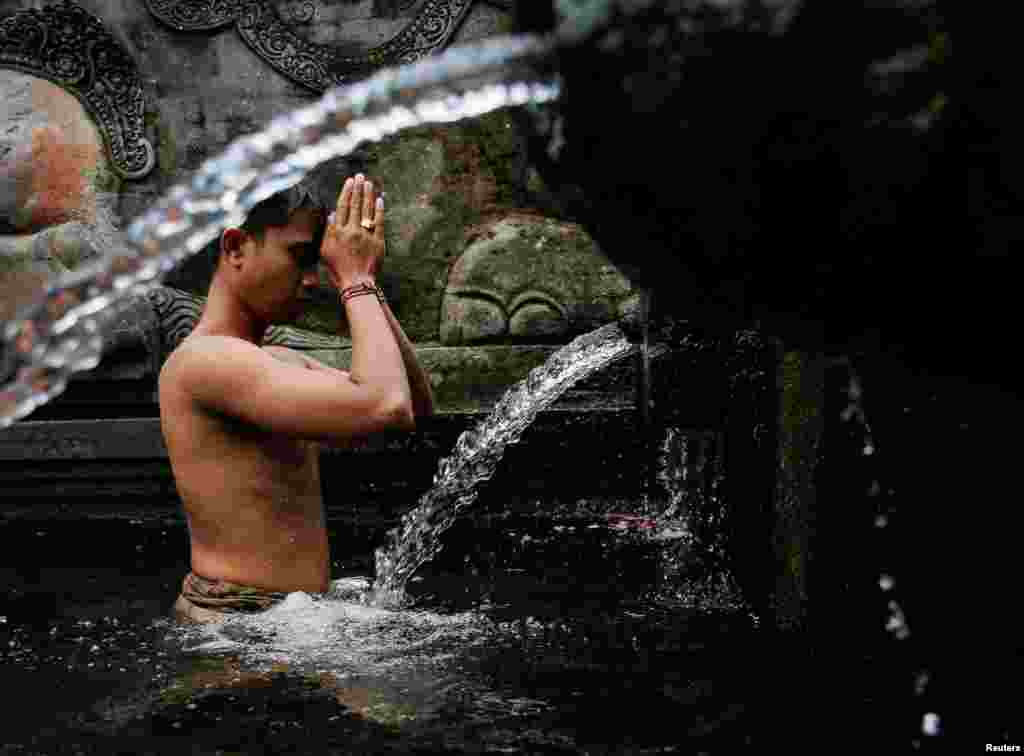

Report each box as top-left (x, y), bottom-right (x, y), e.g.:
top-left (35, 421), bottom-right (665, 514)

top-left (159, 173), bottom-right (433, 623)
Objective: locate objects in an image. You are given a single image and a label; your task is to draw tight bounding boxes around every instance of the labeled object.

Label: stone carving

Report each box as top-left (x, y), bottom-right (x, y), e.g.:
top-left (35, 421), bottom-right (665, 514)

top-left (440, 216), bottom-right (635, 346)
top-left (0, 1), bottom-right (156, 180)
top-left (144, 0), bottom-right (246, 31)
top-left (146, 286), bottom-right (348, 361)
top-left (1, 71), bottom-right (122, 320)
top-left (143, 0), bottom-right (474, 92)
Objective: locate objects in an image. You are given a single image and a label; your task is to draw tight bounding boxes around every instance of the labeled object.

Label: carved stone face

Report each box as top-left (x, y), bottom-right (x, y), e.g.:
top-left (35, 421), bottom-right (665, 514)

top-left (440, 216), bottom-right (636, 346)
top-left (0, 71), bottom-right (120, 320)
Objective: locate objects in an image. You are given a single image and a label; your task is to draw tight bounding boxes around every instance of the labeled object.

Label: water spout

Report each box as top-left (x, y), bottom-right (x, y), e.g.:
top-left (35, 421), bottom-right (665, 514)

top-left (0, 33), bottom-right (561, 428)
top-left (371, 322), bottom-right (643, 606)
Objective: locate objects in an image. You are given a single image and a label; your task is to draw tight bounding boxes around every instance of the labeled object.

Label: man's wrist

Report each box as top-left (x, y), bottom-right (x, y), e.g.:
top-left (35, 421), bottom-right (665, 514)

top-left (337, 273), bottom-right (377, 291)
top-left (339, 280), bottom-right (385, 306)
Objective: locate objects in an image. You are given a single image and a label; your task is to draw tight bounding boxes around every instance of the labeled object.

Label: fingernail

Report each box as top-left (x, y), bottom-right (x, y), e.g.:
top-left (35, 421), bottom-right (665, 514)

top-left (327, 211), bottom-right (336, 225)
top-left (366, 180), bottom-right (373, 192)
top-left (355, 173), bottom-right (364, 182)
top-left (376, 196), bottom-right (384, 209)
top-left (344, 177), bottom-right (353, 187)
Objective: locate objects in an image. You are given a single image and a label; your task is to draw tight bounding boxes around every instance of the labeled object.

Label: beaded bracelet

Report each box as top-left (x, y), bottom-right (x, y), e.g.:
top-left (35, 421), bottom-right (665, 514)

top-left (339, 281), bottom-right (385, 305)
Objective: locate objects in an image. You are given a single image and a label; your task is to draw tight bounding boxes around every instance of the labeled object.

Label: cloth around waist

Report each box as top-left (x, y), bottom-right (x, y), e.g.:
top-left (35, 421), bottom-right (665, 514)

top-left (180, 571), bottom-right (290, 614)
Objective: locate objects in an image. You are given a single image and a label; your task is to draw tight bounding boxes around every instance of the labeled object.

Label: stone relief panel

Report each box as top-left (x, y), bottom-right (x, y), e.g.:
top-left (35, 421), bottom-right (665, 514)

top-left (0, 0), bottom-right (155, 180)
top-left (142, 0), bottom-right (474, 92)
top-left (120, 0), bottom-right (512, 238)
top-left (1, 2), bottom-right (156, 333)
top-left (2, 0), bottom-right (634, 369)
top-left (440, 215), bottom-right (636, 346)
top-left (160, 110), bottom-right (635, 350)
top-left (146, 285), bottom-right (345, 363)
top-left (0, 71), bottom-right (117, 319)
top-left (0, 68), bottom-right (161, 362)
top-left (0, 3), bottom-right (159, 359)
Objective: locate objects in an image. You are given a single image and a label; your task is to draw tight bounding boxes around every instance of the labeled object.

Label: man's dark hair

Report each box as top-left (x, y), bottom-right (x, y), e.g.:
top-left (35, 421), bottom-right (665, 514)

top-left (207, 179), bottom-right (330, 271)
top-left (161, 161), bottom-right (351, 293)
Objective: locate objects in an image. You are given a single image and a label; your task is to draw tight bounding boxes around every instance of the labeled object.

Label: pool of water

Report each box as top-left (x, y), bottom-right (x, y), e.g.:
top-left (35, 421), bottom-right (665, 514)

top-left (1, 508), bottom-right (891, 754)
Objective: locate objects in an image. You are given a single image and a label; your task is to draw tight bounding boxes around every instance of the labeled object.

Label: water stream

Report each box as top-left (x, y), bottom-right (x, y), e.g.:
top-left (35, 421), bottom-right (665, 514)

top-left (0, 32), bottom-right (560, 428)
top-left (371, 322), bottom-right (645, 604)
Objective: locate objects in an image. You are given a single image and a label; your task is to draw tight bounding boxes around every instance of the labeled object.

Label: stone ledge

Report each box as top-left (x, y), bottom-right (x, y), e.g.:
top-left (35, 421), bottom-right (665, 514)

top-left (0, 409), bottom-right (656, 521)
top-left (0, 401), bottom-right (650, 462)
top-left (0, 418), bottom-right (167, 462)
top-left (43, 341), bottom-right (682, 418)
top-left (306, 344), bottom-right (644, 413)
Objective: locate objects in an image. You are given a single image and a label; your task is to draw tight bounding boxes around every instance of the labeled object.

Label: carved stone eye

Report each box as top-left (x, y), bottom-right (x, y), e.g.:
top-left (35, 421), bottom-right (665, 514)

top-left (439, 216), bottom-right (632, 346)
top-left (507, 296), bottom-right (566, 341)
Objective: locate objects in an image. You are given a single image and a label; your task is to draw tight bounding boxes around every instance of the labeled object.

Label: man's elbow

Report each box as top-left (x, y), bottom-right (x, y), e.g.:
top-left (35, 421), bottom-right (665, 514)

top-left (380, 391), bottom-right (416, 432)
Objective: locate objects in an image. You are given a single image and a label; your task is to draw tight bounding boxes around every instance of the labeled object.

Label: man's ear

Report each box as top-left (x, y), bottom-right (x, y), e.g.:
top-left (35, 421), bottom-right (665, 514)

top-left (221, 228), bottom-right (250, 268)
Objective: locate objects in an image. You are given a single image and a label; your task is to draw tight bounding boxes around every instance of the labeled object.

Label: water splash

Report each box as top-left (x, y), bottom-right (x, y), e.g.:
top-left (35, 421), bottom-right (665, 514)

top-left (371, 322), bottom-right (637, 605)
top-left (175, 578), bottom-right (488, 678)
top-left (650, 426), bottom-right (747, 612)
top-left (0, 33), bottom-right (560, 428)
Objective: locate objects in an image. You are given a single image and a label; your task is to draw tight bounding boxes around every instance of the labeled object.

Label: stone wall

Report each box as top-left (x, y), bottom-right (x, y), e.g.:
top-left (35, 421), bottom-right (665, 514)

top-left (1, 0), bottom-right (636, 382)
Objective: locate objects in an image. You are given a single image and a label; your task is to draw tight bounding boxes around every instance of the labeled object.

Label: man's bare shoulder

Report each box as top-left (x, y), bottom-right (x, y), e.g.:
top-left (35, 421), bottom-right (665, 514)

top-left (158, 333), bottom-right (391, 442)
top-left (159, 335), bottom-right (263, 396)
top-left (162, 333), bottom-right (249, 369)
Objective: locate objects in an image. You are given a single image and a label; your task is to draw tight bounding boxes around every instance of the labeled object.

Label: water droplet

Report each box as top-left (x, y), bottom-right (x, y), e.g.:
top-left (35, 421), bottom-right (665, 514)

top-left (885, 600), bottom-right (910, 639)
top-left (915, 672), bottom-right (929, 695)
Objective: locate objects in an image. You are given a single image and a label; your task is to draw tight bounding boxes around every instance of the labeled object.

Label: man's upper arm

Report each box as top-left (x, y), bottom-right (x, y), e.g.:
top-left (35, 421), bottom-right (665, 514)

top-left (262, 345), bottom-right (345, 374)
top-left (177, 337), bottom-right (398, 441)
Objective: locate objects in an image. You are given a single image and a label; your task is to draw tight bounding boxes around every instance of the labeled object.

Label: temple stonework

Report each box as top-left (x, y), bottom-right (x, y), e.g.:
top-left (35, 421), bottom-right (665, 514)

top-left (1, 0), bottom-right (636, 404)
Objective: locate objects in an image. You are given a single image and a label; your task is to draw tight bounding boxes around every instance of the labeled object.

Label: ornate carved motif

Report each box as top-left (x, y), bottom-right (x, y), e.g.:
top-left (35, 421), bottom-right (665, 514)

top-left (0, 1), bottom-right (156, 180)
top-left (144, 0), bottom-right (246, 31)
top-left (146, 286), bottom-right (347, 361)
top-left (143, 0), bottom-right (474, 92)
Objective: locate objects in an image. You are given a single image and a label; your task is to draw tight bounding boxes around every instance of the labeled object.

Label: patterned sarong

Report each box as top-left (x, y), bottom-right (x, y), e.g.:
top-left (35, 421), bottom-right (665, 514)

top-left (175, 571), bottom-right (289, 621)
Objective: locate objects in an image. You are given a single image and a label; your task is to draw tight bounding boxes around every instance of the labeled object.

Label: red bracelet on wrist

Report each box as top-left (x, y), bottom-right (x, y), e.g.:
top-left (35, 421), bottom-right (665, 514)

top-left (340, 281), bottom-right (385, 305)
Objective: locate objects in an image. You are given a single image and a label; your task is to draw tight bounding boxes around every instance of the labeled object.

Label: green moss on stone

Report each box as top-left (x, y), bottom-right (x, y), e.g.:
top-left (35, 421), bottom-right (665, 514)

top-left (296, 301), bottom-right (342, 334)
top-left (53, 243), bottom-right (82, 271)
top-left (146, 107), bottom-right (178, 177)
top-left (0, 252), bottom-right (32, 274)
top-left (391, 177), bottom-right (481, 342)
top-left (364, 129), bottom-right (442, 207)
top-left (773, 350), bottom-right (825, 629)
top-left (456, 111), bottom-right (524, 205)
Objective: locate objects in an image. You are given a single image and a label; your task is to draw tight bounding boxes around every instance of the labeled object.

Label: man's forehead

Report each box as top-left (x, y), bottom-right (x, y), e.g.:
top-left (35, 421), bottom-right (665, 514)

top-left (279, 207), bottom-right (323, 240)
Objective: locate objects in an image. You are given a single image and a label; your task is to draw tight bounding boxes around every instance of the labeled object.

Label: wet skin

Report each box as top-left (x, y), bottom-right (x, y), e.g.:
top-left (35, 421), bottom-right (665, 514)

top-left (159, 209), bottom-right (334, 594)
top-left (159, 177), bottom-right (432, 599)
